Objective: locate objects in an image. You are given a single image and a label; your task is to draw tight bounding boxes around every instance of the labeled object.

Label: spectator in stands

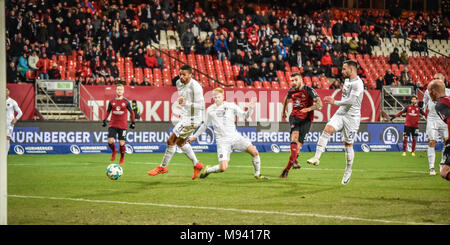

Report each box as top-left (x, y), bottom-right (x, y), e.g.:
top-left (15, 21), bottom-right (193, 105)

top-left (275, 55), bottom-right (286, 71)
top-left (236, 32), bottom-right (251, 52)
top-left (181, 28), bottom-right (196, 55)
top-left (98, 60), bottom-right (111, 78)
top-left (248, 63), bottom-right (265, 82)
top-left (410, 39), bottom-right (420, 52)
top-left (400, 50), bottom-right (409, 65)
top-left (237, 65), bottom-right (252, 86)
top-left (17, 52), bottom-right (31, 79)
top-left (376, 76), bottom-right (385, 90)
top-left (418, 37), bottom-right (428, 55)
top-left (110, 61), bottom-right (119, 78)
top-left (155, 50), bottom-right (164, 69)
top-left (332, 19), bottom-right (343, 43)
top-left (28, 51), bottom-right (39, 71)
top-left (133, 48), bottom-right (147, 68)
top-left (7, 61), bottom-right (19, 83)
top-left (312, 60), bottom-right (325, 77)
top-left (277, 41), bottom-right (287, 60)
top-left (36, 53), bottom-right (51, 80)
top-left (48, 63), bottom-right (61, 80)
top-left (215, 34), bottom-right (229, 61)
top-left (400, 67), bottom-right (411, 86)
top-left (320, 51), bottom-right (333, 77)
top-left (145, 49), bottom-right (158, 68)
top-left (289, 50), bottom-right (304, 68)
top-left (303, 60), bottom-right (315, 77)
top-left (389, 48), bottom-right (401, 65)
top-left (384, 69), bottom-right (397, 86)
top-left (348, 37), bottom-right (359, 54)
top-left (368, 31), bottom-right (380, 46)
top-left (260, 39), bottom-right (273, 63)
top-left (359, 39), bottom-right (372, 55)
top-left (265, 62), bottom-right (277, 82)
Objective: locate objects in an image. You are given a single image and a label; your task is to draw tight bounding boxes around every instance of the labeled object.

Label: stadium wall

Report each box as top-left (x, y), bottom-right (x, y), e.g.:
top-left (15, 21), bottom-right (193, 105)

top-left (8, 121), bottom-right (442, 155)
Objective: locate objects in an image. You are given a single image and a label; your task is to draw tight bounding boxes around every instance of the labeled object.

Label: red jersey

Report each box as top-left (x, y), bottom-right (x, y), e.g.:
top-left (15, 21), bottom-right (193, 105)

top-left (104, 97), bottom-right (135, 130)
top-left (287, 85), bottom-right (319, 122)
top-left (395, 104), bottom-right (424, 127)
top-left (436, 96), bottom-right (450, 133)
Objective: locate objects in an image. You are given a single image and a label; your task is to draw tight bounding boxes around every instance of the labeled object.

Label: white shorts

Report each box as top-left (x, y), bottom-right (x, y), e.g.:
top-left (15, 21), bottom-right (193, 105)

top-left (217, 134), bottom-right (252, 162)
top-left (172, 118), bottom-right (201, 139)
top-left (426, 119), bottom-right (448, 142)
top-left (327, 114), bottom-right (361, 144)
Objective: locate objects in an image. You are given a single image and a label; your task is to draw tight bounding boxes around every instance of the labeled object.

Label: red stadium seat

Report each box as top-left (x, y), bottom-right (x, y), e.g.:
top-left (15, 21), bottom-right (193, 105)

top-left (253, 81), bottom-right (262, 89)
top-left (236, 80), bottom-right (245, 88)
top-left (280, 81), bottom-right (289, 89)
top-left (262, 81), bottom-right (271, 89)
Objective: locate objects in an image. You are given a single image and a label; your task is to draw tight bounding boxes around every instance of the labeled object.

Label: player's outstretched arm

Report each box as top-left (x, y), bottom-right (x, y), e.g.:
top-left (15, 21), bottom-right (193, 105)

top-left (281, 95), bottom-right (289, 119)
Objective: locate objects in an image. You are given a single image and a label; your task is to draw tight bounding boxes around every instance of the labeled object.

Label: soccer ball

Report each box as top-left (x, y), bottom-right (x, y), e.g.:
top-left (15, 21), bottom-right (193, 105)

top-left (106, 164), bottom-right (123, 180)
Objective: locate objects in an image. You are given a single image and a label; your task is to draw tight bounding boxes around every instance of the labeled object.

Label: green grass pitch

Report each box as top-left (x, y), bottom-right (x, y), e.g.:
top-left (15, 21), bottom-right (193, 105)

top-left (7, 151), bottom-right (450, 225)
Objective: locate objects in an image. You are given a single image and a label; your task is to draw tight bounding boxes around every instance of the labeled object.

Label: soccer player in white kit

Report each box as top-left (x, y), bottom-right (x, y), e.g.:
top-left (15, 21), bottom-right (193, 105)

top-left (6, 87), bottom-right (23, 153)
top-left (188, 88), bottom-right (267, 179)
top-left (306, 60), bottom-right (364, 185)
top-left (422, 73), bottom-right (450, 175)
top-left (147, 65), bottom-right (204, 180)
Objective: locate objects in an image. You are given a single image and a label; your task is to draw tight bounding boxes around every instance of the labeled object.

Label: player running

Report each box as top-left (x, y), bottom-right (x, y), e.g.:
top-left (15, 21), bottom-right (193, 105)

top-left (306, 60), bottom-right (364, 185)
top-left (432, 80), bottom-right (450, 181)
top-left (422, 73), bottom-right (450, 175)
top-left (280, 73), bottom-right (322, 178)
top-left (6, 87), bottom-right (23, 154)
top-left (102, 83), bottom-right (136, 164)
top-left (390, 95), bottom-right (425, 156)
top-left (187, 88), bottom-right (267, 179)
top-left (147, 65), bottom-right (205, 180)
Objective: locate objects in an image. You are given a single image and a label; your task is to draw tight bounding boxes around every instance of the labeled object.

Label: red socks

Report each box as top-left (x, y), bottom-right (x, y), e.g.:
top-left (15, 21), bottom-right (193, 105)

top-left (403, 138), bottom-right (407, 152)
top-left (120, 144), bottom-right (125, 159)
top-left (412, 139), bottom-right (416, 152)
top-left (285, 142), bottom-right (298, 171)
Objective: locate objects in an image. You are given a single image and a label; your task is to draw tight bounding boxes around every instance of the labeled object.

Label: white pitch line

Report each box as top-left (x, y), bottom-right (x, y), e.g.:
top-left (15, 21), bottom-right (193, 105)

top-left (8, 194), bottom-right (446, 225)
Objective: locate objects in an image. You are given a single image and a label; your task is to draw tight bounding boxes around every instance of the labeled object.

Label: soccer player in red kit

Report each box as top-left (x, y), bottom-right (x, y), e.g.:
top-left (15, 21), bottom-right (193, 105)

top-left (102, 83), bottom-right (136, 164)
top-left (280, 73), bottom-right (322, 178)
top-left (390, 95), bottom-right (425, 156)
top-left (429, 80), bottom-right (450, 181)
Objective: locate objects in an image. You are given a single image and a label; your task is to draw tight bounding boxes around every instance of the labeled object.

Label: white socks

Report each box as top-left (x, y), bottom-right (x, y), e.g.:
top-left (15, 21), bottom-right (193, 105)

top-left (160, 145), bottom-right (176, 167)
top-left (252, 155), bottom-right (261, 177)
top-left (206, 165), bottom-right (221, 174)
top-left (314, 132), bottom-right (330, 159)
top-left (427, 146), bottom-right (435, 170)
top-left (180, 143), bottom-right (199, 166)
top-left (345, 146), bottom-right (354, 172)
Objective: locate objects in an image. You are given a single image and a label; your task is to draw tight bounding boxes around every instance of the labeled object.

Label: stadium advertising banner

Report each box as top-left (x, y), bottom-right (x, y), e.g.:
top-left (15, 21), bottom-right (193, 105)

top-left (9, 121), bottom-right (441, 155)
top-left (80, 86), bottom-right (381, 123)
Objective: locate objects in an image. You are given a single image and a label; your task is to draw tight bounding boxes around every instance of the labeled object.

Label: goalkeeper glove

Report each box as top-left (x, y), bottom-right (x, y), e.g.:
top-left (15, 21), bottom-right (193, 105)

top-left (130, 122), bottom-right (135, 129)
top-left (390, 116), bottom-right (395, 121)
top-left (102, 120), bottom-right (107, 127)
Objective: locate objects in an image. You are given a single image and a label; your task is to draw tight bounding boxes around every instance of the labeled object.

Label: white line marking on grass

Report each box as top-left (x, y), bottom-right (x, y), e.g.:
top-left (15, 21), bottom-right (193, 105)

top-left (9, 194), bottom-right (446, 225)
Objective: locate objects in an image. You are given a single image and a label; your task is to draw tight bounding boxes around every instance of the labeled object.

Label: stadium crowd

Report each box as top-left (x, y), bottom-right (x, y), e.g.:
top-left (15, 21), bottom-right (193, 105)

top-left (5, 0), bottom-right (450, 89)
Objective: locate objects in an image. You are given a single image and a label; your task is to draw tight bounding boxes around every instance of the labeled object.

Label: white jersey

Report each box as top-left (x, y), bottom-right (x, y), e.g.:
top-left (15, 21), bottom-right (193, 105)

top-left (176, 78), bottom-right (205, 122)
top-left (423, 88), bottom-right (450, 121)
top-left (6, 97), bottom-right (23, 125)
top-left (193, 102), bottom-right (253, 142)
top-left (335, 76), bottom-right (364, 117)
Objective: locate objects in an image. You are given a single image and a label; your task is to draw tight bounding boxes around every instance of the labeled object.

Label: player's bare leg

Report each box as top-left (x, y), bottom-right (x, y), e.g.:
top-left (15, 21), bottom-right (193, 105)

top-left (428, 140), bottom-right (437, 175)
top-left (307, 125), bottom-right (336, 166)
top-left (341, 141), bottom-right (355, 185)
top-left (107, 137), bottom-right (117, 161)
top-left (176, 137), bottom-right (204, 180)
top-left (118, 140), bottom-right (126, 164)
top-left (148, 133), bottom-right (178, 176)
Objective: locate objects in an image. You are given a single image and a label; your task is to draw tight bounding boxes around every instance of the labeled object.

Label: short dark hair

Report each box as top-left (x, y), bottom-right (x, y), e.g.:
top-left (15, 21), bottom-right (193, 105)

top-left (343, 60), bottom-right (358, 69)
top-left (411, 95), bottom-right (417, 99)
top-left (180, 64), bottom-right (192, 74)
top-left (291, 72), bottom-right (302, 78)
